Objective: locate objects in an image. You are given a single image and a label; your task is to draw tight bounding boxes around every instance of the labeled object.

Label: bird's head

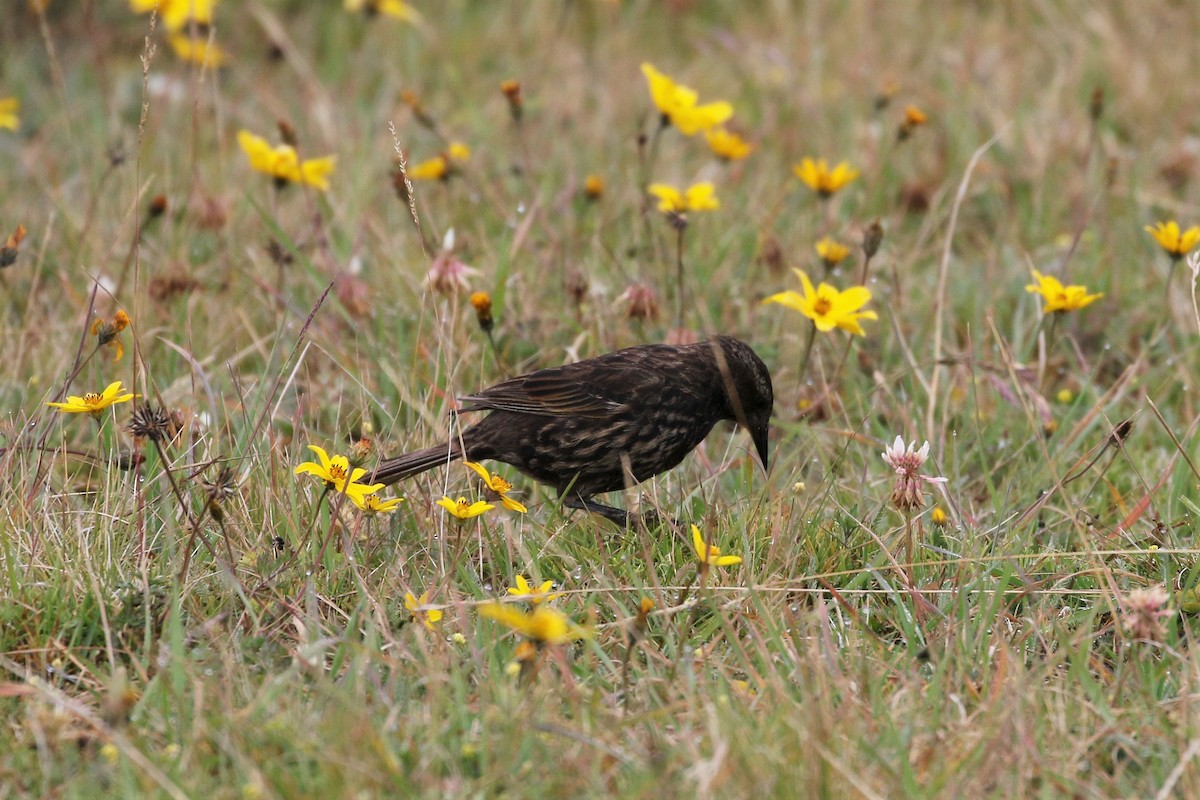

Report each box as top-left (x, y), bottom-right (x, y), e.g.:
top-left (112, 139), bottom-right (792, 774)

top-left (712, 336), bottom-right (774, 470)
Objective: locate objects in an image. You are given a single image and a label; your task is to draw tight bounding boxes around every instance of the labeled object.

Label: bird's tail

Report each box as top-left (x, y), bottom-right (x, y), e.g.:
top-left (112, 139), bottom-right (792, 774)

top-left (369, 442), bottom-right (463, 485)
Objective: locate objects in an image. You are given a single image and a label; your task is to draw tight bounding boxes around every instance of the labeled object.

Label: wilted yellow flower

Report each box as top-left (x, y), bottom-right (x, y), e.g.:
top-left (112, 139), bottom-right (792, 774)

top-left (129, 0), bottom-right (217, 33)
top-left (640, 63), bottom-right (733, 136)
top-left (480, 602), bottom-right (590, 644)
top-left (470, 291), bottom-right (494, 332)
top-left (898, 105), bottom-right (928, 140)
top-left (1145, 220), bottom-right (1200, 259)
top-left (647, 182), bottom-right (719, 214)
top-left (764, 269), bottom-right (878, 336)
top-left (815, 237), bottom-right (851, 269)
top-left (583, 174), bottom-right (605, 200)
top-left (705, 128), bottom-right (753, 161)
top-left (464, 461), bottom-right (527, 513)
top-left (506, 575), bottom-right (562, 604)
top-left (437, 496), bottom-right (494, 519)
top-left (793, 157), bottom-right (859, 198)
top-left (46, 381), bottom-right (137, 417)
top-left (691, 525), bottom-right (742, 568)
top-left (352, 491), bottom-right (404, 515)
top-left (344, 0), bottom-right (421, 22)
top-left (91, 310), bottom-right (131, 361)
top-left (0, 97), bottom-right (19, 131)
top-left (168, 34), bottom-right (226, 67)
top-left (1025, 269), bottom-right (1103, 313)
top-left (0, 223), bottom-right (25, 268)
top-left (237, 130), bottom-right (335, 191)
top-left (294, 444), bottom-right (382, 502)
top-left (405, 591), bottom-right (442, 630)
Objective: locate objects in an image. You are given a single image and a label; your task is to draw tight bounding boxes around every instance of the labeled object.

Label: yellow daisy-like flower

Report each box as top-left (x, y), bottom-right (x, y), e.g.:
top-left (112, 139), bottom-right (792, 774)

top-left (294, 444), bottom-right (382, 501)
top-left (237, 130), bottom-right (336, 191)
top-left (1145, 220), bottom-right (1200, 260)
top-left (647, 182), bottom-right (720, 214)
top-left (344, 0), bottom-right (422, 22)
top-left (437, 496), bottom-right (495, 519)
top-left (407, 143), bottom-right (470, 182)
top-left (815, 237), bottom-right (851, 268)
top-left (640, 63), bottom-right (733, 137)
top-left (1024, 270), bottom-right (1103, 313)
top-left (404, 591), bottom-right (443, 630)
top-left (352, 491), bottom-right (404, 515)
top-left (506, 575), bottom-right (562, 605)
top-left (704, 128), bottom-right (753, 161)
top-left (46, 381), bottom-right (137, 416)
top-left (0, 97), bottom-right (19, 131)
top-left (464, 461), bottom-right (527, 513)
top-left (793, 157), bottom-right (860, 198)
top-left (691, 525), bottom-right (742, 568)
top-left (480, 602), bottom-right (590, 644)
top-left (129, 0), bottom-right (216, 33)
top-left (168, 34), bottom-right (226, 68)
top-left (763, 269), bottom-right (878, 336)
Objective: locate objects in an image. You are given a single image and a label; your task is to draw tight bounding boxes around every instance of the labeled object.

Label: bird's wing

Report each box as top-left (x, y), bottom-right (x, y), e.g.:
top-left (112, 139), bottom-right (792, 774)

top-left (459, 354), bottom-right (668, 418)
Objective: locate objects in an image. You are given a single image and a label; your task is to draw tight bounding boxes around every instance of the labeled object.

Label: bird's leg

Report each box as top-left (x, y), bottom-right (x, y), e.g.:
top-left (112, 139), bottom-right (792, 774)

top-left (563, 493), bottom-right (635, 529)
top-left (562, 493), bottom-right (682, 535)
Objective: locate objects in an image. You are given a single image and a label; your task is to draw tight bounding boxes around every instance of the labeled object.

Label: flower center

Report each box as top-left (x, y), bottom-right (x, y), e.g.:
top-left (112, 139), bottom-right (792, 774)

top-left (329, 464), bottom-right (349, 482)
top-left (83, 393), bottom-right (102, 406)
top-left (813, 297), bottom-right (833, 316)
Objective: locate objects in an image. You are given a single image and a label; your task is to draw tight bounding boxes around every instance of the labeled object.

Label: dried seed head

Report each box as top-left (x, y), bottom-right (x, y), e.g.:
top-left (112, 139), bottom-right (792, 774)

top-left (862, 220), bottom-right (885, 259)
top-left (129, 404), bottom-right (172, 443)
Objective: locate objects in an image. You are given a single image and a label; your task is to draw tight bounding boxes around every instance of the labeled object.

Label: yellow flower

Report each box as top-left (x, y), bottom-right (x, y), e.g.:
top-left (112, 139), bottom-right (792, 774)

top-left (793, 157), bottom-right (859, 198)
top-left (464, 461), bottom-right (527, 513)
top-left (407, 142), bottom-right (470, 181)
top-left (293, 444), bottom-right (382, 501)
top-left (0, 224), bottom-right (25, 268)
top-left (763, 269), bottom-right (878, 336)
top-left (237, 130), bottom-right (336, 191)
top-left (647, 182), bottom-right (720, 214)
top-left (930, 506), bottom-right (948, 526)
top-left (91, 310), bottom-right (131, 361)
top-left (46, 381), bottom-right (137, 416)
top-left (815, 237), bottom-right (851, 268)
top-left (1145, 220), bottom-right (1200, 259)
top-left (168, 34), bottom-right (226, 68)
top-left (480, 602), bottom-right (590, 644)
top-left (506, 575), bottom-right (562, 604)
top-left (704, 128), bottom-right (753, 161)
top-left (640, 63), bottom-right (733, 136)
top-left (898, 105), bottom-right (928, 140)
top-left (353, 491), bottom-right (404, 515)
top-left (691, 525), bottom-right (742, 568)
top-left (0, 97), bottom-right (19, 131)
top-left (405, 591), bottom-right (443, 630)
top-left (583, 174), bottom-right (605, 200)
top-left (437, 496), bottom-right (495, 519)
top-left (1024, 269), bottom-right (1103, 313)
top-left (129, 0), bottom-right (216, 33)
top-left (344, 0), bottom-right (422, 22)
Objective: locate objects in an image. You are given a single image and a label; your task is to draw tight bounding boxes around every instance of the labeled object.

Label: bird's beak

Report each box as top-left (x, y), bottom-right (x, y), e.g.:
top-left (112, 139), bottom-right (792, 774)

top-left (752, 421), bottom-right (770, 472)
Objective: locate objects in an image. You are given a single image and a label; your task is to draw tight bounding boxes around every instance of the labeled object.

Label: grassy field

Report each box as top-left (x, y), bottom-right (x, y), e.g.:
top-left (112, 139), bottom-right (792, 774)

top-left (4, 1), bottom-right (1200, 797)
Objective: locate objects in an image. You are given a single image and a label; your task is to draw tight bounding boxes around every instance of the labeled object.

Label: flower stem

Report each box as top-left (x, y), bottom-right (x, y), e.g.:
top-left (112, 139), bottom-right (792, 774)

top-left (674, 225), bottom-right (686, 329)
top-left (798, 321), bottom-right (817, 382)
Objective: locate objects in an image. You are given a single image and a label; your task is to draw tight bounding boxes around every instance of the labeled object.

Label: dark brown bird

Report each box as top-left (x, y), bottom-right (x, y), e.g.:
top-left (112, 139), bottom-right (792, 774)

top-left (372, 335), bottom-right (773, 527)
